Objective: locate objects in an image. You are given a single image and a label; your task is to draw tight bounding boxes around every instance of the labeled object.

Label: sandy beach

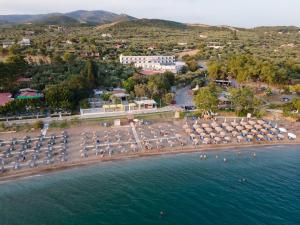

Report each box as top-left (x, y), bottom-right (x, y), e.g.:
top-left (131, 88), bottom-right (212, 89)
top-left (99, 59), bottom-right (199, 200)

top-left (1, 118), bottom-right (299, 183)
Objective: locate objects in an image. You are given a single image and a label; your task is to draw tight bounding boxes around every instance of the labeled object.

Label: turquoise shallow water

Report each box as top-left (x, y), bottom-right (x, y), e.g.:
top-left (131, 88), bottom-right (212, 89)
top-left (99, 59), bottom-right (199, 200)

top-left (0, 145), bottom-right (300, 225)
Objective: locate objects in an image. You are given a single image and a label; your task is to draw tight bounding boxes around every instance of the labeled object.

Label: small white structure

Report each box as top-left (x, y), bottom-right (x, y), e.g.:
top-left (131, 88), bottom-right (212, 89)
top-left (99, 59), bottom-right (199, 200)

top-left (101, 33), bottom-right (112, 38)
top-left (2, 40), bottom-right (15, 49)
top-left (134, 99), bottom-right (157, 110)
top-left (18, 38), bottom-right (31, 47)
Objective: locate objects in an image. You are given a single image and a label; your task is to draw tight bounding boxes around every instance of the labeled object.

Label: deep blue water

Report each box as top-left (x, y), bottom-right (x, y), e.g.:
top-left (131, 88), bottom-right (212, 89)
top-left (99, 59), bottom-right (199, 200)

top-left (0, 145), bottom-right (300, 225)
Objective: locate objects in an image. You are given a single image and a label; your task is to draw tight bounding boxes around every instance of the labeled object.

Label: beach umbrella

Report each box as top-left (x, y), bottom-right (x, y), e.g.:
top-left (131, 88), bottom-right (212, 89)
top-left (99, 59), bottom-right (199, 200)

top-left (288, 133), bottom-right (297, 140)
top-left (279, 128), bottom-right (287, 133)
top-left (270, 128), bottom-right (278, 134)
top-left (202, 123), bottom-right (210, 128)
top-left (222, 122), bottom-right (229, 127)
top-left (205, 127), bottom-right (213, 133)
top-left (231, 121), bottom-right (238, 127)
top-left (277, 134), bottom-right (285, 140)
top-left (210, 132), bottom-right (217, 138)
top-left (203, 138), bottom-right (211, 144)
top-left (193, 124), bottom-right (200, 129)
top-left (236, 126), bottom-right (244, 131)
top-left (190, 133), bottom-right (196, 138)
top-left (245, 125), bottom-right (253, 130)
top-left (263, 124), bottom-right (271, 129)
top-left (226, 126), bottom-right (234, 132)
top-left (211, 122), bottom-right (219, 128)
top-left (247, 135), bottom-right (254, 140)
top-left (183, 124), bottom-right (189, 129)
top-left (224, 136), bottom-right (231, 142)
top-left (251, 129), bottom-right (258, 135)
top-left (257, 120), bottom-right (265, 125)
top-left (240, 121), bottom-right (248, 126)
top-left (200, 133), bottom-right (207, 138)
top-left (260, 129), bottom-right (268, 134)
top-left (254, 124), bottom-right (262, 130)
top-left (196, 128), bottom-right (204, 134)
top-left (267, 134), bottom-right (274, 140)
top-left (214, 137), bottom-right (221, 143)
top-left (242, 130), bottom-right (248, 136)
top-left (237, 136), bottom-right (244, 142)
top-left (257, 134), bottom-right (264, 140)
top-left (232, 131), bottom-right (239, 137)
top-left (220, 132), bottom-right (226, 137)
top-left (185, 128), bottom-right (193, 133)
top-left (248, 120), bottom-right (256, 125)
top-left (215, 127), bottom-right (223, 133)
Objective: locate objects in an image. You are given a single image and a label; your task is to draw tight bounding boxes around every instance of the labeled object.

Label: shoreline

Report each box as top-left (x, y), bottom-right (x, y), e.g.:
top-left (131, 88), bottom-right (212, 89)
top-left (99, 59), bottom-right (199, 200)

top-left (1, 141), bottom-right (299, 184)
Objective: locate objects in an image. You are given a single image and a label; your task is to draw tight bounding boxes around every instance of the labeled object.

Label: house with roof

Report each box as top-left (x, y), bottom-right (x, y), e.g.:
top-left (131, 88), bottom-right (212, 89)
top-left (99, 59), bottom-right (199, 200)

top-left (16, 88), bottom-right (43, 100)
top-left (0, 93), bottom-right (13, 107)
top-left (2, 40), bottom-right (15, 49)
top-left (18, 38), bottom-right (31, 47)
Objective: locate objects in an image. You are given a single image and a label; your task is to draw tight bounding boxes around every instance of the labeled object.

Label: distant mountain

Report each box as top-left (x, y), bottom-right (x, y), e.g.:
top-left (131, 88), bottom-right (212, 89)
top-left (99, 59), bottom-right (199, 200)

top-left (0, 10), bottom-right (136, 25)
top-left (33, 15), bottom-right (80, 26)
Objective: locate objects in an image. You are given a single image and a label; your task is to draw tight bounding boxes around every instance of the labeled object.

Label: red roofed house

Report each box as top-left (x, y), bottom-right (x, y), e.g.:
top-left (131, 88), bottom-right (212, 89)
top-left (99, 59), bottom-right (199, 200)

top-left (0, 93), bottom-right (13, 106)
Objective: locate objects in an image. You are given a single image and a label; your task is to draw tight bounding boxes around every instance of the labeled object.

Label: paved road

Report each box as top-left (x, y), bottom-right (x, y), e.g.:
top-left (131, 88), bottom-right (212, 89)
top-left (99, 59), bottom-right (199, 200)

top-left (175, 86), bottom-right (195, 107)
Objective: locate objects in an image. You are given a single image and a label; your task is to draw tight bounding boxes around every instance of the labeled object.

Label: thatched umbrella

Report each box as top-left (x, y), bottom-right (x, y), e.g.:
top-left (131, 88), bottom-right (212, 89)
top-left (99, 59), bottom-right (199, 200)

top-left (237, 136), bottom-right (244, 142)
top-left (232, 131), bottom-right (239, 137)
top-left (254, 124), bottom-right (263, 130)
top-left (211, 122), bottom-right (219, 128)
top-left (226, 126), bottom-right (234, 132)
top-left (224, 136), bottom-right (231, 142)
top-left (236, 126), bottom-right (244, 131)
top-left (245, 125), bottom-right (253, 130)
top-left (214, 137), bottom-right (221, 143)
top-left (222, 122), bottom-right (229, 127)
top-left (202, 123), bottom-right (210, 128)
top-left (240, 121), bottom-right (248, 126)
top-left (277, 134), bottom-right (285, 140)
top-left (251, 129), bottom-right (258, 135)
top-left (196, 128), bottom-right (204, 134)
top-left (210, 132), bottom-right (217, 138)
top-left (263, 124), bottom-right (271, 129)
top-left (185, 128), bottom-right (193, 133)
top-left (215, 127), bottom-right (223, 133)
top-left (248, 120), bottom-right (256, 125)
top-left (220, 132), bottom-right (226, 137)
top-left (205, 127), bottom-right (213, 133)
top-left (257, 120), bottom-right (265, 125)
top-left (193, 124), bottom-right (200, 129)
top-left (183, 123), bottom-right (189, 129)
top-left (231, 121), bottom-right (239, 127)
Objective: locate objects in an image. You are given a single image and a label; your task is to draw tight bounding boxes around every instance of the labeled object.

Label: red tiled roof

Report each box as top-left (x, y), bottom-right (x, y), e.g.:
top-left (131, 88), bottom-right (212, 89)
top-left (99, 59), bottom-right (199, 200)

top-left (0, 93), bottom-right (13, 106)
top-left (140, 70), bottom-right (164, 76)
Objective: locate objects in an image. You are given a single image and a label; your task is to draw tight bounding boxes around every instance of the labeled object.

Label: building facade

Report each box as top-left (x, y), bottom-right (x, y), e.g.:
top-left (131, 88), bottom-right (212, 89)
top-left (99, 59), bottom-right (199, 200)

top-left (120, 55), bottom-right (184, 73)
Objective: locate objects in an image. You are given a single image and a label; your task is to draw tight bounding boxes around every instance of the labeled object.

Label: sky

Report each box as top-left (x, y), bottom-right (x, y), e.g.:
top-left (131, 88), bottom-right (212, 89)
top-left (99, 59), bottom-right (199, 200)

top-left (0, 0), bottom-right (299, 28)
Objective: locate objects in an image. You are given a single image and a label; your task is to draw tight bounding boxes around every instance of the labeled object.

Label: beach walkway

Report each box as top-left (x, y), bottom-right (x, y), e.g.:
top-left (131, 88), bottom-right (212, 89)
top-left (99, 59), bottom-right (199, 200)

top-left (130, 122), bottom-right (144, 151)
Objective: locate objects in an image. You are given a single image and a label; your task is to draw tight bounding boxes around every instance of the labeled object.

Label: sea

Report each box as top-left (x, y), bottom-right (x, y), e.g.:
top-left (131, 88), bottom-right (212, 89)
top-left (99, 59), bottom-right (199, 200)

top-left (0, 145), bottom-right (299, 225)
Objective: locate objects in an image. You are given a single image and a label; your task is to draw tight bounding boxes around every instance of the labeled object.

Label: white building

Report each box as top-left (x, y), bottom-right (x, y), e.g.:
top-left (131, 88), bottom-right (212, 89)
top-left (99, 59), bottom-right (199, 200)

top-left (120, 55), bottom-right (185, 73)
top-left (2, 40), bottom-right (15, 49)
top-left (18, 38), bottom-right (31, 47)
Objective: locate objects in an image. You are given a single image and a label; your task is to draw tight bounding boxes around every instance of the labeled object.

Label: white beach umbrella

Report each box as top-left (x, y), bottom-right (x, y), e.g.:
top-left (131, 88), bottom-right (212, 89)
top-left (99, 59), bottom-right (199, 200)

top-left (211, 122), bottom-right (219, 128)
top-left (257, 120), bottom-right (265, 125)
top-left (185, 128), bottom-right (193, 133)
top-left (202, 123), bottom-right (210, 128)
top-left (236, 126), bottom-right (244, 131)
top-left (205, 127), bottom-right (213, 133)
top-left (200, 133), bottom-right (207, 138)
top-left (247, 135), bottom-right (254, 140)
top-left (222, 122), bottom-right (229, 127)
top-left (232, 131), bottom-right (239, 137)
top-left (288, 133), bottom-right (297, 140)
top-left (260, 129), bottom-right (268, 134)
top-left (248, 120), bottom-right (256, 125)
top-left (224, 136), bottom-right (231, 142)
top-left (203, 138), bottom-right (211, 144)
top-left (196, 128), bottom-right (204, 134)
top-left (254, 124), bottom-right (262, 130)
top-left (279, 128), bottom-right (287, 133)
top-left (251, 129), bottom-right (258, 134)
top-left (231, 121), bottom-right (238, 127)
top-left (263, 124), bottom-right (271, 129)
top-left (193, 124), bottom-right (200, 129)
top-left (210, 132), bottom-right (217, 138)
top-left (240, 121), bottom-right (248, 126)
top-left (237, 136), bottom-right (244, 141)
top-left (215, 127), bottom-right (223, 133)
top-left (242, 130), bottom-right (248, 135)
top-left (214, 137), bottom-right (221, 143)
top-left (245, 125), bottom-right (253, 130)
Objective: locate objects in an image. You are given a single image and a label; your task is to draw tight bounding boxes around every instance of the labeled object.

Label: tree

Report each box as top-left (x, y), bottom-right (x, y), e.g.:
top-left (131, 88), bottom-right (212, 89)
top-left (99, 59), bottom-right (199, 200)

top-left (194, 87), bottom-right (218, 113)
top-left (134, 84), bottom-right (147, 97)
top-left (229, 87), bottom-right (261, 116)
top-left (187, 60), bottom-right (199, 72)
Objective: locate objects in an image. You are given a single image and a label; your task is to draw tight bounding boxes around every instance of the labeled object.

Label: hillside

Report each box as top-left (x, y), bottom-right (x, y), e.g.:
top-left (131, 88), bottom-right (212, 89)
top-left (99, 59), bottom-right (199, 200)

top-left (102, 19), bottom-right (188, 31)
top-left (33, 15), bottom-right (81, 26)
top-left (0, 10), bottom-right (136, 25)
